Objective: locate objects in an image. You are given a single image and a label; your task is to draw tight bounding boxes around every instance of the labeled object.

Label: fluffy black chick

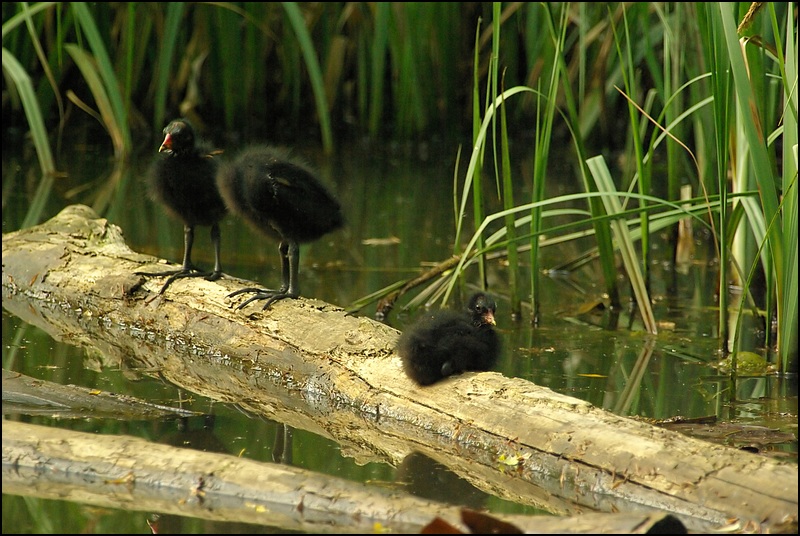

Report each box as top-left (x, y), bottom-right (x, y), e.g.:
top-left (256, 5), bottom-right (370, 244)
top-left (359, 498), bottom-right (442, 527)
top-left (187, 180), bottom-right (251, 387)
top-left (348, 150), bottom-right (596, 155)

top-left (396, 292), bottom-right (501, 386)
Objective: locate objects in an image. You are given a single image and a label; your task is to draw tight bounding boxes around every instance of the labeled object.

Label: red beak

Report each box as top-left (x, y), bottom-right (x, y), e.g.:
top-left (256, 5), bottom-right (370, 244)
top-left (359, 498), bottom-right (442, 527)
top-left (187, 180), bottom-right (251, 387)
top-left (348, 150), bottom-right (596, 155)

top-left (159, 133), bottom-right (173, 153)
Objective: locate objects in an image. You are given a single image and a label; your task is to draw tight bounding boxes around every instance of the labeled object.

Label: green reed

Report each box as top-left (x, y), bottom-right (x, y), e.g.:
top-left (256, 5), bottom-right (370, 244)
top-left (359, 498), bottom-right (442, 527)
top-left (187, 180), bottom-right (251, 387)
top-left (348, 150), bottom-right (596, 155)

top-left (432, 3), bottom-right (795, 371)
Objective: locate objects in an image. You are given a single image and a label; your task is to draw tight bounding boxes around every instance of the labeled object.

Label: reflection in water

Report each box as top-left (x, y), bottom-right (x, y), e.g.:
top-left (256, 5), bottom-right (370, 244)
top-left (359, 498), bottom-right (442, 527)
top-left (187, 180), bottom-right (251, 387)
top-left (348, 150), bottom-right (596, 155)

top-left (151, 414), bottom-right (295, 534)
top-left (156, 414), bottom-right (229, 454)
top-left (395, 451), bottom-right (486, 510)
top-left (272, 423), bottom-right (294, 465)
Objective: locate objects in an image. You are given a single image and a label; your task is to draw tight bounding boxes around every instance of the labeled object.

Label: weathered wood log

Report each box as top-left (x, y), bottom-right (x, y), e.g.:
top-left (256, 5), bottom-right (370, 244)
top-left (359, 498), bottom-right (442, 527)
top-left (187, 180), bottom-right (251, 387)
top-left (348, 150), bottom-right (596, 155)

top-left (2, 420), bottom-right (688, 534)
top-left (2, 205), bottom-right (797, 533)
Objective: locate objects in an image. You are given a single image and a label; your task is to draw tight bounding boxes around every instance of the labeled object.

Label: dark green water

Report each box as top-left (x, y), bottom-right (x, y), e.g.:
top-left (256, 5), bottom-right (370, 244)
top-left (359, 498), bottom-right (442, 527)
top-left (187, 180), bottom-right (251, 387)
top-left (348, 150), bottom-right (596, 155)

top-left (2, 128), bottom-right (796, 533)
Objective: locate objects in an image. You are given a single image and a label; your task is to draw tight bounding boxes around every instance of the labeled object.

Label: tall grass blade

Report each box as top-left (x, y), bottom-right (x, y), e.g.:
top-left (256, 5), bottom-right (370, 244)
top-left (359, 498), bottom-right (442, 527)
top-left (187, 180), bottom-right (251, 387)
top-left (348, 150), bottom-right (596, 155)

top-left (697, 4), bottom-right (732, 348)
top-left (662, 4), bottom-right (684, 207)
top-left (528, 2), bottom-right (566, 325)
top-left (775, 4), bottom-right (798, 372)
top-left (152, 2), bottom-right (184, 130)
top-left (722, 2), bottom-right (782, 282)
top-left (587, 156), bottom-right (657, 334)
top-left (282, 2), bottom-right (333, 154)
top-left (499, 75), bottom-right (519, 316)
top-left (367, 2), bottom-right (389, 137)
top-left (466, 19), bottom-right (487, 292)
top-left (719, 3), bottom-right (787, 369)
top-left (610, 5), bottom-right (652, 292)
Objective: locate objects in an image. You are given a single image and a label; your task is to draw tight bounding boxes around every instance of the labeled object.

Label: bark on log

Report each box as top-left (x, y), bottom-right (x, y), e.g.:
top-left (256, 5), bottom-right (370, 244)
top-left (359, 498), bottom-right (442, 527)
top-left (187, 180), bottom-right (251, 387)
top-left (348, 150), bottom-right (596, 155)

top-left (2, 205), bottom-right (797, 533)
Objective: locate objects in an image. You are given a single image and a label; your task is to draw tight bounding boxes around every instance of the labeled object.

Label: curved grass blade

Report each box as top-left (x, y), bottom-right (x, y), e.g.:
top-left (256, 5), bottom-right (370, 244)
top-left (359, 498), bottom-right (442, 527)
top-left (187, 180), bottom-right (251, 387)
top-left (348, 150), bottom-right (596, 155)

top-left (63, 44), bottom-right (124, 158)
top-left (70, 2), bottom-right (131, 157)
top-left (2, 47), bottom-right (56, 229)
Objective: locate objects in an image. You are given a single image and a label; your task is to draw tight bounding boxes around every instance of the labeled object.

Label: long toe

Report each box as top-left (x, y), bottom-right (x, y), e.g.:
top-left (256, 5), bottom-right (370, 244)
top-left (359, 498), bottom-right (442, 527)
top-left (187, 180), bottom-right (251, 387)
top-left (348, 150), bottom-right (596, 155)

top-left (158, 268), bottom-right (214, 294)
top-left (259, 292), bottom-right (297, 310)
top-left (230, 290), bottom-right (297, 310)
top-left (136, 268), bottom-right (184, 277)
top-left (205, 271), bottom-right (223, 282)
top-left (227, 287), bottom-right (271, 299)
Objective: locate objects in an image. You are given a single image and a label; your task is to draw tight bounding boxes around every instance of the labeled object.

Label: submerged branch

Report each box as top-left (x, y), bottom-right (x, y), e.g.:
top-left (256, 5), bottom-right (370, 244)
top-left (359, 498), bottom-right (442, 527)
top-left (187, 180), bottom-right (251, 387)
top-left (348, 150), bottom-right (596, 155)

top-left (375, 254), bottom-right (462, 318)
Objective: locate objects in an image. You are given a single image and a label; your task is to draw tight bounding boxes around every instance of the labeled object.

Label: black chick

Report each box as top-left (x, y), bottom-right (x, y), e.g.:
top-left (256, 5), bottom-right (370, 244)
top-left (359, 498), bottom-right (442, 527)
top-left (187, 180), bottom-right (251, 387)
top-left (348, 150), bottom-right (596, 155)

top-left (136, 118), bottom-right (227, 293)
top-left (216, 145), bottom-right (344, 310)
top-left (396, 292), bottom-right (501, 386)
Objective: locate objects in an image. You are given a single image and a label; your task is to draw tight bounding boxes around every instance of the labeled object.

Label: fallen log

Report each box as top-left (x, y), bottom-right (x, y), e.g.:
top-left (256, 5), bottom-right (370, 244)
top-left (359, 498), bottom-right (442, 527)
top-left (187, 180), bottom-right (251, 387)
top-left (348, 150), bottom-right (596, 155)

top-left (2, 205), bottom-right (797, 533)
top-left (2, 420), bottom-right (688, 534)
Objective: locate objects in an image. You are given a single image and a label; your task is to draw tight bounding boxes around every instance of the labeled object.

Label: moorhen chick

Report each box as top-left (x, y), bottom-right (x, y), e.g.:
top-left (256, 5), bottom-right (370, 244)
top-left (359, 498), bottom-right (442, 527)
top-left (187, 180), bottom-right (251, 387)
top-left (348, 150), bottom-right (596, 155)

top-left (137, 119), bottom-right (228, 294)
top-left (396, 292), bottom-right (501, 386)
top-left (216, 145), bottom-right (344, 310)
